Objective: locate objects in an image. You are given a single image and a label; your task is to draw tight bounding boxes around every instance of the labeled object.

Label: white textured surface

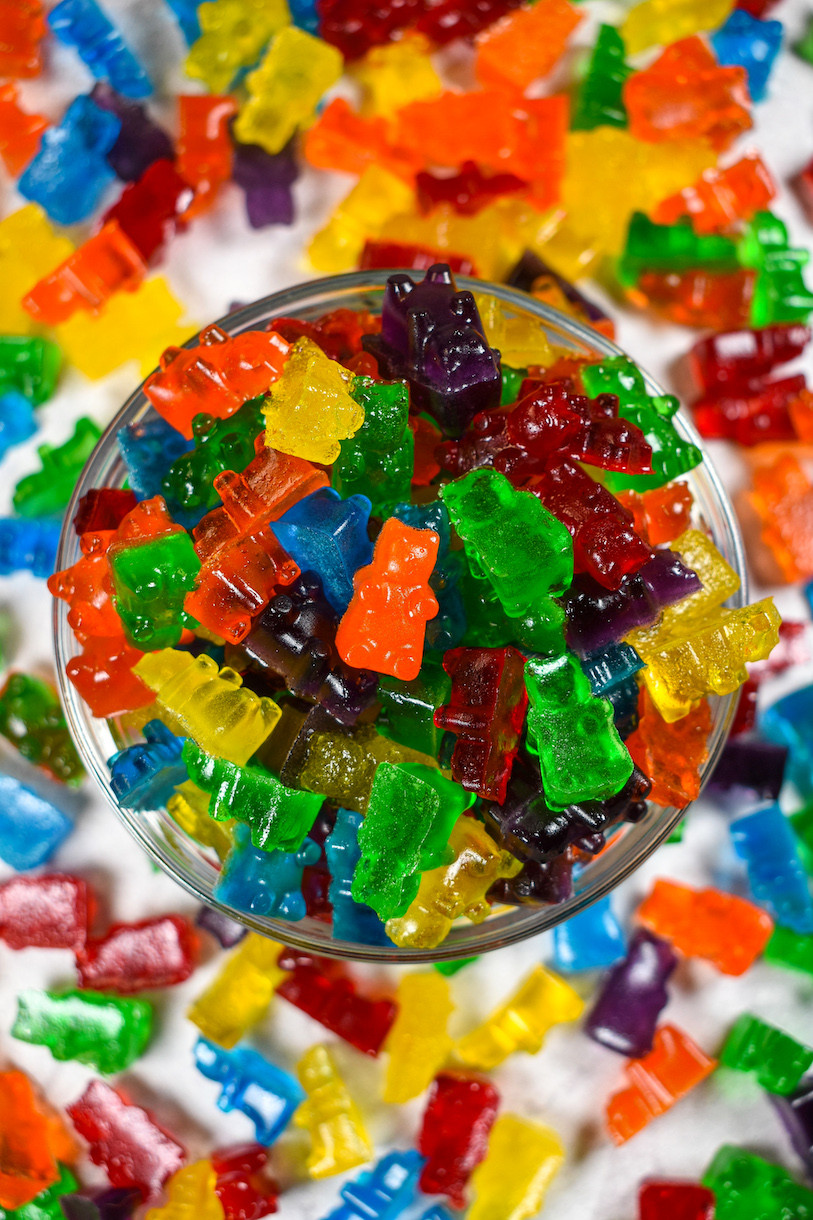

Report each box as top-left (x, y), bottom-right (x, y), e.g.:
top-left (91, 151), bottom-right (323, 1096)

top-left (0, 2), bottom-right (812, 1216)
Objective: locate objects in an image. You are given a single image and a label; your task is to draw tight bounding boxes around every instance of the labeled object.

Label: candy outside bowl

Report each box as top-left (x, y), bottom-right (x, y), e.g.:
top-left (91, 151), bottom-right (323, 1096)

top-left (53, 270), bottom-right (747, 963)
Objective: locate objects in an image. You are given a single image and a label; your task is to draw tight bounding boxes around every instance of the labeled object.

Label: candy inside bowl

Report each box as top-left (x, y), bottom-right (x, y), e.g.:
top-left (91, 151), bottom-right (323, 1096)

top-left (53, 267), bottom-right (766, 965)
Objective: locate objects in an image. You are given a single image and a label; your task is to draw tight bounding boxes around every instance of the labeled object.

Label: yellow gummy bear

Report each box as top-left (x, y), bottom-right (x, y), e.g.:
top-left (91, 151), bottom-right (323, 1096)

top-left (187, 932), bottom-right (287, 1048)
top-left (55, 277), bottom-right (196, 380)
top-left (0, 205), bottom-right (74, 333)
top-left (295, 1044), bottom-right (373, 1178)
top-left (298, 723), bottom-right (441, 814)
top-left (474, 292), bottom-right (554, 370)
top-left (352, 33), bottom-right (442, 118)
top-left (454, 965), bottom-right (584, 1071)
top-left (234, 25), bottom-right (343, 154)
top-left (622, 0), bottom-right (734, 55)
top-left (309, 166), bottom-right (416, 274)
top-left (635, 598), bottom-right (781, 723)
top-left (382, 972), bottom-right (454, 1103)
top-left (378, 202), bottom-right (503, 281)
top-left (185, 0), bottom-right (290, 94)
top-left (386, 817), bottom-right (521, 950)
top-left (468, 1114), bottom-right (565, 1220)
top-left (263, 336), bottom-right (364, 463)
top-left (145, 1161), bottom-right (224, 1220)
top-left (167, 779), bottom-right (234, 861)
top-left (134, 649), bottom-right (281, 766)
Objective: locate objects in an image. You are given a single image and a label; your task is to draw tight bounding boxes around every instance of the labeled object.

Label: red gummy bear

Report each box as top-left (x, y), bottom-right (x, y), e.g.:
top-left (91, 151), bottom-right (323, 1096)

top-left (0, 874), bottom-right (93, 951)
top-left (212, 1143), bottom-right (278, 1220)
top-left (276, 948), bottom-right (396, 1057)
top-left (76, 915), bottom-right (199, 993)
top-left (418, 1072), bottom-right (500, 1208)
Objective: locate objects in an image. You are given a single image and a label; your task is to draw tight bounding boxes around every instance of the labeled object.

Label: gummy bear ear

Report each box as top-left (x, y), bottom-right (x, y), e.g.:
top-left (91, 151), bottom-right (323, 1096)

top-left (450, 290), bottom-right (477, 324)
top-left (388, 274), bottom-right (415, 303)
top-left (425, 264), bottom-right (454, 285)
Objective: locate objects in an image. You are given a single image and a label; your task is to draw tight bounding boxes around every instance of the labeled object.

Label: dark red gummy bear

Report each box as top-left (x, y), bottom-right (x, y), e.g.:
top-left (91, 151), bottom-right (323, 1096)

top-left (76, 915), bottom-right (199, 993)
top-left (0, 874), bottom-right (94, 951)
top-left (276, 947), bottom-right (396, 1056)
top-left (418, 1072), bottom-right (500, 1208)
top-left (212, 1143), bottom-right (279, 1220)
top-left (73, 488), bottom-right (139, 535)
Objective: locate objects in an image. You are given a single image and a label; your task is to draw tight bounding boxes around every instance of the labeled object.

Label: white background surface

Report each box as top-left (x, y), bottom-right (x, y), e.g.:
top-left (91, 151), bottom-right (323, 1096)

top-left (0, 1), bottom-right (812, 1216)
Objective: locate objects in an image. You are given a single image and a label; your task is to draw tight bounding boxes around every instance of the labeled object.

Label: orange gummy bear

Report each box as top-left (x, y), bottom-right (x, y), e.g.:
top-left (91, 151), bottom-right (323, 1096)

top-left (48, 529), bottom-right (121, 638)
top-left (0, 82), bottom-right (47, 174)
top-left (193, 435), bottom-right (329, 562)
top-left (745, 452), bottom-right (813, 583)
top-left (177, 94), bottom-right (238, 218)
top-left (475, 0), bottom-right (582, 93)
top-left (144, 325), bottom-right (290, 438)
top-left (0, 0), bottom-right (46, 77)
top-left (616, 483), bottom-right (694, 546)
top-left (624, 37), bottom-right (751, 152)
top-left (302, 97), bottom-right (420, 181)
top-left (653, 153), bottom-right (775, 234)
top-left (66, 633), bottom-right (154, 718)
top-left (22, 220), bottom-right (146, 325)
top-left (631, 268), bottom-right (756, 331)
top-left (0, 1069), bottom-right (75, 1208)
top-left (606, 1024), bottom-right (717, 1144)
top-left (185, 526), bottom-right (300, 643)
top-left (625, 689), bottom-right (711, 808)
top-left (637, 878), bottom-right (774, 976)
top-left (335, 516), bottom-right (440, 681)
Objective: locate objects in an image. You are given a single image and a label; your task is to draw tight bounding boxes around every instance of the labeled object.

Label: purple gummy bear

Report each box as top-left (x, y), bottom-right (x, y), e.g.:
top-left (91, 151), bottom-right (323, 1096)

top-left (707, 736), bottom-right (788, 802)
top-left (362, 264), bottom-right (502, 438)
top-left (239, 570), bottom-right (379, 726)
top-left (195, 905), bottom-right (247, 948)
top-left (489, 853), bottom-right (574, 907)
top-left (585, 928), bottom-right (677, 1057)
top-left (771, 1078), bottom-right (813, 1180)
top-left (564, 548), bottom-right (702, 656)
top-left (91, 83), bottom-right (174, 182)
top-left (60, 1187), bottom-right (142, 1220)
top-left (232, 135), bottom-right (298, 228)
top-left (482, 753), bottom-right (651, 864)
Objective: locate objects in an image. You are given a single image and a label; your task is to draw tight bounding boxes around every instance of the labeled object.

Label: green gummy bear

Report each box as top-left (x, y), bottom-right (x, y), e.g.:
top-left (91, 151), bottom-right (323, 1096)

top-left (458, 558), bottom-right (566, 656)
top-left (571, 24), bottom-right (632, 132)
top-left (720, 1012), bottom-right (813, 1095)
top-left (183, 739), bottom-right (322, 852)
top-left (0, 335), bottom-right (61, 405)
top-left (525, 652), bottom-right (633, 810)
top-left (764, 925), bottom-right (813, 977)
top-left (440, 468), bottom-right (573, 623)
top-left (12, 989), bottom-right (152, 1073)
top-left (12, 417), bottom-right (102, 518)
top-left (581, 357), bottom-right (702, 491)
top-left (738, 211), bottom-right (813, 328)
top-left (162, 395), bottom-right (266, 521)
top-left (333, 377), bottom-right (414, 515)
top-left (790, 803), bottom-right (813, 874)
top-left (797, 17), bottom-right (813, 64)
top-left (0, 672), bottom-right (84, 786)
top-left (0, 1165), bottom-right (79, 1220)
top-left (434, 956), bottom-right (478, 976)
top-left (617, 211), bottom-right (740, 289)
top-left (109, 529), bottom-right (201, 650)
top-left (703, 1145), bottom-right (813, 1220)
top-left (500, 364), bottom-right (527, 406)
top-left (377, 658), bottom-right (452, 759)
top-left (353, 761), bottom-right (471, 920)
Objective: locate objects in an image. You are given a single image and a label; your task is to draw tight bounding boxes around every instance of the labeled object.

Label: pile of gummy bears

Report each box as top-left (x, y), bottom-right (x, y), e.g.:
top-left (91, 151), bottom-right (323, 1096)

top-left (1, 0), bottom-right (813, 1215)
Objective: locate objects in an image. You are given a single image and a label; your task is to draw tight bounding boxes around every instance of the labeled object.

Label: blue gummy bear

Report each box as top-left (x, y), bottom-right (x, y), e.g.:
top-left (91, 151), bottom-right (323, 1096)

top-left (0, 391), bottom-right (37, 461)
top-left (553, 895), bottom-right (627, 972)
top-left (48, 0), bottom-right (153, 98)
top-left (0, 518), bottom-right (62, 578)
top-left (117, 412), bottom-right (193, 501)
top-left (18, 95), bottom-right (121, 226)
top-left (581, 642), bottom-right (645, 697)
top-left (730, 802), bottom-right (813, 934)
top-left (325, 808), bottom-right (392, 946)
top-left (215, 825), bottom-right (321, 920)
top-left (164, 0), bottom-right (201, 43)
top-left (108, 719), bottom-right (187, 811)
top-left (288, 0), bottom-right (319, 34)
top-left (322, 1151), bottom-right (426, 1220)
top-left (193, 1037), bottom-right (304, 1145)
top-left (393, 500), bottom-right (466, 652)
top-left (273, 487), bottom-right (374, 615)
top-left (418, 1209), bottom-right (456, 1220)
top-left (0, 773), bottom-right (73, 869)
top-left (711, 9), bottom-right (782, 103)
top-left (761, 685), bottom-right (813, 797)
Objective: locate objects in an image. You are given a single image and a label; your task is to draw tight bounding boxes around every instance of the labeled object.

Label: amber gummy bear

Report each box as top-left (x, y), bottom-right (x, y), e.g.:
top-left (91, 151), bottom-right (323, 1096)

top-left (626, 689), bottom-right (711, 808)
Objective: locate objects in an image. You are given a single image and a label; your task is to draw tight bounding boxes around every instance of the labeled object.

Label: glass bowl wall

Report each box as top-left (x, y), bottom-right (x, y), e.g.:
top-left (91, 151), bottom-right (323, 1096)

top-left (54, 271), bottom-right (746, 963)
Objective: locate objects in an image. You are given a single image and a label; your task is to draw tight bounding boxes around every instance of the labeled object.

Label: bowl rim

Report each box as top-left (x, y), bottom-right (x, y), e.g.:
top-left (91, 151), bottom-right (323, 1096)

top-left (54, 268), bottom-right (747, 962)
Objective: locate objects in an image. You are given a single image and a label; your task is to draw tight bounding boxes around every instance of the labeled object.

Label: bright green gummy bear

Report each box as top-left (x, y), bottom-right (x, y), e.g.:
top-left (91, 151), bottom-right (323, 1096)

top-left (616, 211), bottom-right (740, 289)
top-left (581, 356), bottom-right (702, 492)
top-left (12, 989), bottom-right (152, 1074)
top-left (353, 761), bottom-right (473, 921)
top-left (524, 652), bottom-right (633, 810)
top-left (440, 468), bottom-right (572, 655)
top-left (333, 377), bottom-right (414, 516)
top-left (571, 24), bottom-right (632, 132)
top-left (109, 530), bottom-right (201, 651)
top-left (12, 417), bottom-right (101, 518)
top-left (720, 1012), bottom-right (813, 1095)
top-left (183, 739), bottom-right (322, 853)
top-left (703, 1145), bottom-right (813, 1220)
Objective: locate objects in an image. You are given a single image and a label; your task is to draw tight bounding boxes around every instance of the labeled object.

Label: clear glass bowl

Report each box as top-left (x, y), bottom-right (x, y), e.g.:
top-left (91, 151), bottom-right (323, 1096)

top-left (53, 271), bottom-right (746, 963)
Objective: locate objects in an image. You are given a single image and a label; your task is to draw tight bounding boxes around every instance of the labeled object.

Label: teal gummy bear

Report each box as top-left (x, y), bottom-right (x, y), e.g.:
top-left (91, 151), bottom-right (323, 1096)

top-left (215, 824), bottom-right (320, 920)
